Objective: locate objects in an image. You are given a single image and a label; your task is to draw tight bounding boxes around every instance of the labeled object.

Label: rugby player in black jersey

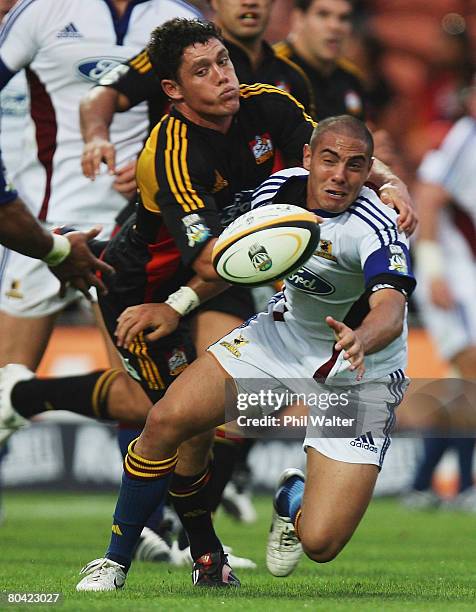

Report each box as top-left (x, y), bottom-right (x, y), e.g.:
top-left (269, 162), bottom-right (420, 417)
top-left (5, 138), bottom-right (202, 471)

top-left (0, 18), bottom-right (416, 589)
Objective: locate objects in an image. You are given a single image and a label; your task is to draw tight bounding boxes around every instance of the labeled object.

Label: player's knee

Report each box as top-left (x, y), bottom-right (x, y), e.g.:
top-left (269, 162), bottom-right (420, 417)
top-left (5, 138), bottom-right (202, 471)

top-left (109, 371), bottom-right (152, 421)
top-left (300, 531), bottom-right (345, 563)
top-left (145, 400), bottom-right (187, 445)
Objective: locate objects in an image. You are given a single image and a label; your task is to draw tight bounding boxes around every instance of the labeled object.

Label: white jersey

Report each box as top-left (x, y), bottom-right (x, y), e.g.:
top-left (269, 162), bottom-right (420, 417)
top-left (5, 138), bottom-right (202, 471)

top-left (418, 116), bottom-right (476, 226)
top-left (0, 0), bottom-right (202, 228)
top-left (0, 70), bottom-right (30, 176)
top-left (415, 116), bottom-right (476, 360)
top-left (250, 168), bottom-right (415, 380)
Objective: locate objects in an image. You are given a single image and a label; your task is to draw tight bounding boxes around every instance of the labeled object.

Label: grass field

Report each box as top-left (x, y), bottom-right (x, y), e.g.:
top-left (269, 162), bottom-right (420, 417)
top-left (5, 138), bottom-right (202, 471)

top-left (0, 492), bottom-right (475, 610)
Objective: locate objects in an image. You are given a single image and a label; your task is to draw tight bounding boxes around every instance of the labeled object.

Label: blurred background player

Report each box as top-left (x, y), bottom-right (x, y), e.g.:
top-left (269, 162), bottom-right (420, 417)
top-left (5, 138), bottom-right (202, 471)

top-left (402, 76), bottom-right (476, 512)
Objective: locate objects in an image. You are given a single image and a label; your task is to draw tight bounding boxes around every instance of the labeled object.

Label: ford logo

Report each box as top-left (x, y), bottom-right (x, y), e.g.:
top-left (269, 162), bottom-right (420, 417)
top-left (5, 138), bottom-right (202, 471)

top-left (76, 57), bottom-right (125, 83)
top-left (286, 266), bottom-right (335, 295)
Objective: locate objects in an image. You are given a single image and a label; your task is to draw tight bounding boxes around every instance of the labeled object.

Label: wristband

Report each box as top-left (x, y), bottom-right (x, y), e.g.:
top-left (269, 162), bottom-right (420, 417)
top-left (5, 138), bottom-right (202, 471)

top-left (165, 286), bottom-right (200, 316)
top-left (42, 233), bottom-right (71, 267)
top-left (414, 240), bottom-right (444, 280)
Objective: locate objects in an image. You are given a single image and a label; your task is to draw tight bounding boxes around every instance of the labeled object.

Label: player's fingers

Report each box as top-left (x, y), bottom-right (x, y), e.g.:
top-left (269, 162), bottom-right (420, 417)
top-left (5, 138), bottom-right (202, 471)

top-left (69, 277), bottom-right (91, 300)
top-left (103, 147), bottom-right (116, 175)
top-left (123, 321), bottom-right (148, 348)
top-left (145, 325), bottom-right (167, 342)
top-left (325, 316), bottom-right (344, 333)
top-left (86, 272), bottom-right (108, 296)
top-left (83, 226), bottom-right (102, 240)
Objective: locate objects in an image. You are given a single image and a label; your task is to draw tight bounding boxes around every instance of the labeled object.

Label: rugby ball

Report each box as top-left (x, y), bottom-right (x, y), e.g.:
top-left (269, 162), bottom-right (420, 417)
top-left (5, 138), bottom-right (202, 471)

top-left (212, 204), bottom-right (320, 287)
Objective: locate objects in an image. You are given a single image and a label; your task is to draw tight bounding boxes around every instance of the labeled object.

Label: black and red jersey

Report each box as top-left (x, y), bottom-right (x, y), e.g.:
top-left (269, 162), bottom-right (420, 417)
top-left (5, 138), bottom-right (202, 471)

top-left (103, 84), bottom-right (315, 303)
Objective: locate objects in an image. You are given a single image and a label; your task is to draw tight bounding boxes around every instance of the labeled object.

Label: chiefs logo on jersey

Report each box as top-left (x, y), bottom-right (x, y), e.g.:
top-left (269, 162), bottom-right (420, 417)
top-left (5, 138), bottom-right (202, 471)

top-left (249, 133), bottom-right (274, 165)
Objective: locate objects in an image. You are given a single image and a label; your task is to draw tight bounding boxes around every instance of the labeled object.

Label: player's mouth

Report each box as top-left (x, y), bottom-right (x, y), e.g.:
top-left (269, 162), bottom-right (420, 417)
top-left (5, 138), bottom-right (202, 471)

top-left (324, 38), bottom-right (342, 54)
top-left (238, 11), bottom-right (261, 26)
top-left (325, 188), bottom-right (347, 200)
top-left (220, 87), bottom-right (239, 101)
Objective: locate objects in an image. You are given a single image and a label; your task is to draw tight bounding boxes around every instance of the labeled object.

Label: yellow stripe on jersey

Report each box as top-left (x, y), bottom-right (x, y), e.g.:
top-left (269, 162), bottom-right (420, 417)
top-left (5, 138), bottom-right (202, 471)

top-left (137, 117), bottom-right (166, 214)
top-left (165, 117), bottom-right (205, 212)
top-left (179, 121), bottom-right (204, 210)
top-left (130, 50), bottom-right (152, 74)
top-left (239, 83), bottom-right (316, 126)
top-left (273, 40), bottom-right (292, 59)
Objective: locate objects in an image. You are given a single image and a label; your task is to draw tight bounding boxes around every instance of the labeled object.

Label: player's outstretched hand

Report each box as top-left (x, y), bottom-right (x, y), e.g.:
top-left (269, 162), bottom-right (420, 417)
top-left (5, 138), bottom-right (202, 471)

top-left (326, 316), bottom-right (365, 381)
top-left (81, 138), bottom-right (116, 179)
top-left (115, 303), bottom-right (180, 348)
top-left (379, 180), bottom-right (418, 236)
top-left (51, 227), bottom-right (114, 299)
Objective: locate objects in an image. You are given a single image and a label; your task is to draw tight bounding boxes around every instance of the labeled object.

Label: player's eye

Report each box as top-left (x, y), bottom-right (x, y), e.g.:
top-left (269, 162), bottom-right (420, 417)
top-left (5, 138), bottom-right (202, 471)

top-left (195, 67), bottom-right (208, 77)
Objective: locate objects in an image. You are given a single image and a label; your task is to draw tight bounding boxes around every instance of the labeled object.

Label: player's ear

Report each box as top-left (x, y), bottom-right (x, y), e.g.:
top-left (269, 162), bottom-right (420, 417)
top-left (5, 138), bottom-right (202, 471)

top-left (161, 79), bottom-right (183, 102)
top-left (302, 144), bottom-right (312, 170)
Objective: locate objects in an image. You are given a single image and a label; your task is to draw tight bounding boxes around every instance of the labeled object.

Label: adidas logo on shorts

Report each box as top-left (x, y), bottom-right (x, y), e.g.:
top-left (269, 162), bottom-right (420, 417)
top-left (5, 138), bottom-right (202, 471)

top-left (350, 431), bottom-right (378, 453)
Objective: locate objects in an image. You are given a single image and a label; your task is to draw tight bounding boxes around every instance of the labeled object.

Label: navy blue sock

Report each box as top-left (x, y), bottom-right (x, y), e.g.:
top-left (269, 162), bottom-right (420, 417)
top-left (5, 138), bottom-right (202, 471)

top-left (106, 441), bottom-right (178, 570)
top-left (275, 476), bottom-right (304, 523)
top-left (413, 438), bottom-right (449, 491)
top-left (453, 438), bottom-right (475, 492)
top-left (117, 427), bottom-right (165, 532)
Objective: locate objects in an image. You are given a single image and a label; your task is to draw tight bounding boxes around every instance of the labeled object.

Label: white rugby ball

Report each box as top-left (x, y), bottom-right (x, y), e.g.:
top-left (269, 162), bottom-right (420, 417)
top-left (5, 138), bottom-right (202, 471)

top-left (212, 204), bottom-right (320, 287)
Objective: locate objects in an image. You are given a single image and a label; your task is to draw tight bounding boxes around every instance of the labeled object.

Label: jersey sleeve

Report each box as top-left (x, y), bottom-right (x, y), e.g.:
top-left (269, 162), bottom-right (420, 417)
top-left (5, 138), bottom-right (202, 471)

top-left (355, 203), bottom-right (416, 297)
top-left (242, 85), bottom-right (315, 166)
top-left (0, 0), bottom-right (45, 72)
top-left (136, 116), bottom-right (223, 267)
top-left (98, 48), bottom-right (165, 107)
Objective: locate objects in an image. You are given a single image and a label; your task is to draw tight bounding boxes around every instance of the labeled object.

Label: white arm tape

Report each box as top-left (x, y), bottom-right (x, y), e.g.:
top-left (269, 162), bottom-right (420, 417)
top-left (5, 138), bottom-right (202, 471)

top-left (414, 240), bottom-right (444, 280)
top-left (165, 286), bottom-right (200, 317)
top-left (42, 233), bottom-right (71, 267)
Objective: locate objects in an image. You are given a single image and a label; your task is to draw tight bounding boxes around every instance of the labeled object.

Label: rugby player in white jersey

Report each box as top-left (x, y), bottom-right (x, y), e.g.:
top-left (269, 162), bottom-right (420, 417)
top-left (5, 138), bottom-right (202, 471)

top-left (0, 0), bottom-right (202, 371)
top-left (403, 78), bottom-right (476, 511)
top-left (73, 115), bottom-right (415, 590)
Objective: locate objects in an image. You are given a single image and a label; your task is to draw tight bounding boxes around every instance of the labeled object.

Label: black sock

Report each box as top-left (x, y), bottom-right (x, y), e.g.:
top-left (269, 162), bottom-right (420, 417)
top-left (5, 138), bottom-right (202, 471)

top-left (11, 370), bottom-right (121, 420)
top-left (208, 439), bottom-right (241, 512)
top-left (170, 464), bottom-right (222, 560)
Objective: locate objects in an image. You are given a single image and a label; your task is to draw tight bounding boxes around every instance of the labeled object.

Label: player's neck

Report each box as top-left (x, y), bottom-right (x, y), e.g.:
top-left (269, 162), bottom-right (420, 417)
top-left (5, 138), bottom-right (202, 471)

top-left (224, 32), bottom-right (264, 71)
top-left (110, 0), bottom-right (131, 18)
top-left (291, 40), bottom-right (336, 76)
top-left (176, 104), bottom-right (233, 134)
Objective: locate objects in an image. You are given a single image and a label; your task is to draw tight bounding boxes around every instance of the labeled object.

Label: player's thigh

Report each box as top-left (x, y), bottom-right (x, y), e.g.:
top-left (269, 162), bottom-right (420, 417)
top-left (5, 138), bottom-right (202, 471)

top-left (0, 310), bottom-right (58, 369)
top-left (300, 448), bottom-right (378, 560)
top-left (147, 353), bottom-right (238, 444)
top-left (91, 301), bottom-right (124, 370)
top-left (192, 310), bottom-right (243, 355)
top-left (191, 286), bottom-right (254, 354)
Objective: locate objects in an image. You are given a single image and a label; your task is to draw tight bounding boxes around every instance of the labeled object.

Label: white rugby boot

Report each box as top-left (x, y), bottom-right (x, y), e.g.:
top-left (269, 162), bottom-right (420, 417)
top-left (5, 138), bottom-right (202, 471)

top-left (133, 527), bottom-right (171, 562)
top-left (266, 468), bottom-right (304, 577)
top-left (76, 558), bottom-right (126, 591)
top-left (0, 364), bottom-right (34, 446)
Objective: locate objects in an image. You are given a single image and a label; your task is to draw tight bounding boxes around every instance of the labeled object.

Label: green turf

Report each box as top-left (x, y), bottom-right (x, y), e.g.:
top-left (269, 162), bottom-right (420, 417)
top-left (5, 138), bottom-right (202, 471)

top-left (0, 492), bottom-right (475, 610)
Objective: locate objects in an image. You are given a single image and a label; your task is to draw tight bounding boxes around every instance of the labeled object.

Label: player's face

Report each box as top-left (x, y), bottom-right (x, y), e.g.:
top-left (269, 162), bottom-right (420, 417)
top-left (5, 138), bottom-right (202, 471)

top-left (212, 0), bottom-right (273, 42)
top-left (293, 0), bottom-right (352, 63)
top-left (165, 39), bottom-right (240, 126)
top-left (303, 130), bottom-right (373, 213)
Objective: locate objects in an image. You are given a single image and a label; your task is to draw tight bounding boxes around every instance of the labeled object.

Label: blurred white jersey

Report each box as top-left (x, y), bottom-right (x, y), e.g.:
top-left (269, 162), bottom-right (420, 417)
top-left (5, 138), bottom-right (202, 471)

top-left (0, 0), bottom-right (202, 229)
top-left (0, 71), bottom-right (29, 176)
top-left (415, 116), bottom-right (476, 359)
top-left (249, 168), bottom-right (415, 380)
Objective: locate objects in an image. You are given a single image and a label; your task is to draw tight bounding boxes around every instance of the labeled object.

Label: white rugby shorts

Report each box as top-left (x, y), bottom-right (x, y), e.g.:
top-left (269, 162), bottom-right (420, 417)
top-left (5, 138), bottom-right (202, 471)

top-left (208, 310), bottom-right (408, 468)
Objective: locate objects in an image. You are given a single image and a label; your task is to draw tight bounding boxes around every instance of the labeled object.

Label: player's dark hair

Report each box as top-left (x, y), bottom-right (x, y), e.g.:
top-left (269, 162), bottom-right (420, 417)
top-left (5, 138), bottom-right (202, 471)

top-left (310, 115), bottom-right (374, 158)
top-left (147, 18), bottom-right (224, 82)
top-left (294, 0), bottom-right (354, 12)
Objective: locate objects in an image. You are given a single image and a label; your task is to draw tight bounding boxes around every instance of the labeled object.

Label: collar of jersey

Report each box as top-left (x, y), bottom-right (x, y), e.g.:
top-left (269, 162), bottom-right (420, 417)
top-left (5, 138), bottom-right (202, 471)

top-left (309, 208), bottom-right (344, 218)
